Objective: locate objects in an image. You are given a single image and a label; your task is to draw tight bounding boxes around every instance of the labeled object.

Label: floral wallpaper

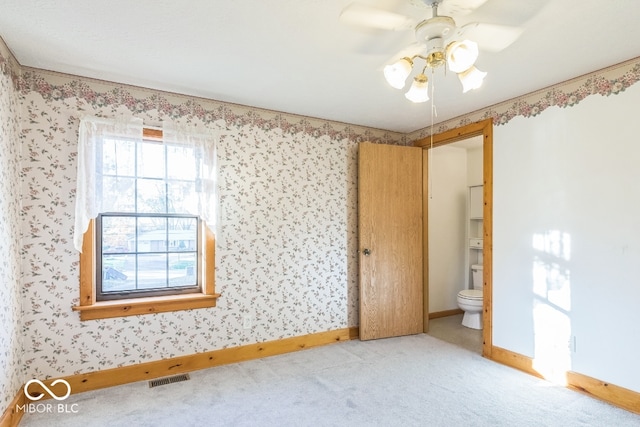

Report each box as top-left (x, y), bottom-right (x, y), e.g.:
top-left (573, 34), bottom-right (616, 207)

top-left (0, 43), bottom-right (23, 410)
top-left (14, 62), bottom-right (404, 380)
top-left (2, 31), bottom-right (640, 397)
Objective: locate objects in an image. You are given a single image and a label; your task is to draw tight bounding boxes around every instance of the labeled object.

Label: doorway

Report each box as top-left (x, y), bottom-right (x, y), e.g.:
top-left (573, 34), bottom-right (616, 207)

top-left (414, 119), bottom-right (493, 358)
top-left (425, 136), bottom-right (483, 353)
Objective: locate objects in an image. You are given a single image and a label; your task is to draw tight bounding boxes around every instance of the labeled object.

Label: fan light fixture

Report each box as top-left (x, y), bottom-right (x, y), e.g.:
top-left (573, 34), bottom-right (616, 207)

top-left (383, 1), bottom-right (487, 103)
top-left (458, 65), bottom-right (487, 93)
top-left (405, 73), bottom-right (430, 102)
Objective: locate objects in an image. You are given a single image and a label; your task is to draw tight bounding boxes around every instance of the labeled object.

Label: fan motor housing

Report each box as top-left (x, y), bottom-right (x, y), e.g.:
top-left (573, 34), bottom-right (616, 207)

top-left (415, 16), bottom-right (456, 43)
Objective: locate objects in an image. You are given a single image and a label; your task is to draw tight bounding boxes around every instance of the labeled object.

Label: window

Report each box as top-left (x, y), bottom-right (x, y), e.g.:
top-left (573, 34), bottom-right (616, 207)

top-left (73, 119), bottom-right (219, 320)
top-left (97, 133), bottom-right (202, 300)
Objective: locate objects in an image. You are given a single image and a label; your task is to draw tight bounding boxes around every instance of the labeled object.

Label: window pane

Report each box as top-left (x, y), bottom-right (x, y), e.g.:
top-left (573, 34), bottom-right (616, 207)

top-left (102, 254), bottom-right (136, 292)
top-left (169, 253), bottom-right (196, 287)
top-left (138, 141), bottom-right (165, 179)
top-left (137, 178), bottom-right (166, 213)
top-left (137, 217), bottom-right (167, 253)
top-left (168, 217), bottom-right (198, 251)
top-left (102, 176), bottom-right (135, 212)
top-left (102, 138), bottom-right (135, 176)
top-left (167, 181), bottom-right (196, 214)
top-left (138, 253), bottom-right (168, 289)
top-left (102, 216), bottom-right (135, 253)
top-left (167, 145), bottom-right (196, 180)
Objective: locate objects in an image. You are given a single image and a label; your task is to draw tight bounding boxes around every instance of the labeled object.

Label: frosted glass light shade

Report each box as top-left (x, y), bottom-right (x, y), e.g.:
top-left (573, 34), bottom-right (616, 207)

top-left (458, 66), bottom-right (487, 93)
top-left (404, 74), bottom-right (429, 103)
top-left (383, 57), bottom-right (413, 89)
top-left (446, 40), bottom-right (479, 73)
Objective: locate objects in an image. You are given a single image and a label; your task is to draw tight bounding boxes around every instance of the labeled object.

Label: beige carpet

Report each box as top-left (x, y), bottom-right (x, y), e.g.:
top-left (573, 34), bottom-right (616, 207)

top-left (20, 333), bottom-right (640, 426)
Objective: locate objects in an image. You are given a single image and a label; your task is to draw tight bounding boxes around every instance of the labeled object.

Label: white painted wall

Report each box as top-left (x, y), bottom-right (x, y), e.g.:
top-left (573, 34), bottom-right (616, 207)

top-left (428, 146), bottom-right (467, 313)
top-left (493, 82), bottom-right (640, 391)
top-left (467, 146), bottom-right (483, 187)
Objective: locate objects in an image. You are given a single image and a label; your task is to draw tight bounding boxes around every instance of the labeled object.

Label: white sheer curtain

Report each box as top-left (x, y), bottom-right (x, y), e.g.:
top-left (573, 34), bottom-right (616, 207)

top-left (162, 120), bottom-right (220, 236)
top-left (73, 115), bottom-right (143, 252)
top-left (73, 116), bottom-right (221, 252)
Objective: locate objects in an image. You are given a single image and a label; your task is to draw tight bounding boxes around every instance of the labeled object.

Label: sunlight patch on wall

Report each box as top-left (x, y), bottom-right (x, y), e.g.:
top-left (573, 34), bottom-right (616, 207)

top-left (532, 230), bottom-right (572, 385)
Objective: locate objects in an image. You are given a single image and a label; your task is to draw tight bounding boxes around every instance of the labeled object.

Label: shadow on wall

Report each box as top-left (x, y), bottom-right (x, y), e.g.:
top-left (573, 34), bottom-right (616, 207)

top-left (531, 229), bottom-right (573, 384)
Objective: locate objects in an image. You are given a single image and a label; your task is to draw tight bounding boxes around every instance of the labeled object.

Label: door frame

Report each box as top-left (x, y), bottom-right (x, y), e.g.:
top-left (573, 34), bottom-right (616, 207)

top-left (413, 119), bottom-right (493, 358)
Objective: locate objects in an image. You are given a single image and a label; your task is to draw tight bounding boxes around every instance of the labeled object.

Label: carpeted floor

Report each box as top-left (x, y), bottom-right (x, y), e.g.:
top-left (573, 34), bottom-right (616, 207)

top-left (20, 333), bottom-right (640, 426)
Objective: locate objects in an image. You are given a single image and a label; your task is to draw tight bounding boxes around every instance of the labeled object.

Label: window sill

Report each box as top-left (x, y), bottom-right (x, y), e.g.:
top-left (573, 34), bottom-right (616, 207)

top-left (72, 292), bottom-right (220, 321)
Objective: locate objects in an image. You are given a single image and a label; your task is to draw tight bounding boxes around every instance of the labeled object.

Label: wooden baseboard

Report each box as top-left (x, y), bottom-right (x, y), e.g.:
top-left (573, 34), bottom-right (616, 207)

top-left (0, 389), bottom-right (26, 427)
top-left (429, 309), bottom-right (463, 319)
top-left (489, 345), bottom-right (543, 379)
top-left (21, 327), bottom-right (357, 400)
top-left (348, 326), bottom-right (359, 340)
top-left (489, 345), bottom-right (640, 415)
top-left (567, 371), bottom-right (640, 415)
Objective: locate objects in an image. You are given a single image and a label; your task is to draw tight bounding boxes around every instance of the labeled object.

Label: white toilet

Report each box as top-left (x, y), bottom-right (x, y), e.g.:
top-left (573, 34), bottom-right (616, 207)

top-left (457, 264), bottom-right (483, 330)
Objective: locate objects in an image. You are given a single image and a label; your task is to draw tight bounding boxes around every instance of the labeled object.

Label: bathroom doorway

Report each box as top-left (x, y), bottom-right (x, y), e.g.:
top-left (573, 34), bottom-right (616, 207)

top-left (414, 119), bottom-right (493, 357)
top-left (426, 135), bottom-right (483, 353)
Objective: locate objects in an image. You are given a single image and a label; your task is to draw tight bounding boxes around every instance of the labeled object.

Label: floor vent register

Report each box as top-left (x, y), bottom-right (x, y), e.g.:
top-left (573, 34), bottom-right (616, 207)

top-left (148, 373), bottom-right (191, 388)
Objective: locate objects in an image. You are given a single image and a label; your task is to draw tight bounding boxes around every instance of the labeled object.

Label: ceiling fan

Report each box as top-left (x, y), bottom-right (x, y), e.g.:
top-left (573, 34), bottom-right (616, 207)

top-left (340, 0), bottom-right (526, 102)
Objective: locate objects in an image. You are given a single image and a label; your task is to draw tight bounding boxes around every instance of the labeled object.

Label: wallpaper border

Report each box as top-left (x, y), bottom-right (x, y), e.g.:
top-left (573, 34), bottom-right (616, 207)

top-left (3, 34), bottom-right (639, 142)
top-left (0, 36), bottom-right (21, 87)
top-left (407, 56), bottom-right (640, 140)
top-left (15, 66), bottom-right (406, 146)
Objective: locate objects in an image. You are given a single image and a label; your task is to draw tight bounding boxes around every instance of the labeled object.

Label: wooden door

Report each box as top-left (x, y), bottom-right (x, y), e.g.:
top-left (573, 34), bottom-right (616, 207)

top-left (358, 142), bottom-right (424, 341)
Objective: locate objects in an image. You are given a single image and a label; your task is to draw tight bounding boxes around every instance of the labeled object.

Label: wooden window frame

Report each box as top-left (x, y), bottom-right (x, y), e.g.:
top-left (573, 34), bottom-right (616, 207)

top-left (96, 213), bottom-right (201, 301)
top-left (72, 127), bottom-right (219, 320)
top-left (73, 219), bottom-right (218, 320)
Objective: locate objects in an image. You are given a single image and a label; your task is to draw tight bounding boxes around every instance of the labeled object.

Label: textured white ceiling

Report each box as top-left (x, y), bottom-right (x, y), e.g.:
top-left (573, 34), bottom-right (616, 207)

top-left (1, 0), bottom-right (639, 133)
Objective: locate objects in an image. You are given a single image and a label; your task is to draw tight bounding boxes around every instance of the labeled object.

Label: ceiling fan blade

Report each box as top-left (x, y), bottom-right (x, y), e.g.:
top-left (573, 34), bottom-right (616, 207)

top-left (459, 22), bottom-right (523, 52)
top-left (354, 32), bottom-right (416, 56)
top-left (382, 42), bottom-right (427, 67)
top-left (466, 0), bottom-right (549, 27)
top-left (340, 2), bottom-right (416, 31)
